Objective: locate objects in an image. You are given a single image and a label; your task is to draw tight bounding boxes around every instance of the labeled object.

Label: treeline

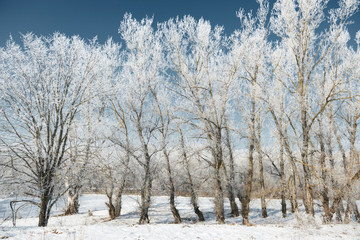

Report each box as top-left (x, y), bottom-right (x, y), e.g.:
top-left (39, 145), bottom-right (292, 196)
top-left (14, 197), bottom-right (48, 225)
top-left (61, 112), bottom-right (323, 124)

top-left (0, 0), bottom-right (360, 227)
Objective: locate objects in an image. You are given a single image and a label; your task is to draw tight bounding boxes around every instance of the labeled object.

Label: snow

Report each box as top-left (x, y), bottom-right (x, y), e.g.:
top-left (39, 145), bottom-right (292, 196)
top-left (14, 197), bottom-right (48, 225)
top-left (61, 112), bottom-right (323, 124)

top-left (0, 194), bottom-right (359, 239)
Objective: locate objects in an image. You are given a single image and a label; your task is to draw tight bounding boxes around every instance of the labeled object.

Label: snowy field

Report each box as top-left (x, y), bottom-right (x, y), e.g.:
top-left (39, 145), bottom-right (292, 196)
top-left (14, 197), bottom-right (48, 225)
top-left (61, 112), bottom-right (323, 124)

top-left (0, 194), bottom-right (359, 239)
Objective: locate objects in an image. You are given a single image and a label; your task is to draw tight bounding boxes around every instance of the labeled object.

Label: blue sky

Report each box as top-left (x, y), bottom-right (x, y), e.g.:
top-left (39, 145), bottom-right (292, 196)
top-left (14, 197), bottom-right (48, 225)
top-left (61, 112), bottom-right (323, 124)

top-left (0, 0), bottom-right (359, 46)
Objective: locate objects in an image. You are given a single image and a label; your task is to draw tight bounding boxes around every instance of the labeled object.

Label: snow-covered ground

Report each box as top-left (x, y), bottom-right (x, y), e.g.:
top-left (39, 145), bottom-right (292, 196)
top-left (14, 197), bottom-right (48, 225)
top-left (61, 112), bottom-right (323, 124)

top-left (0, 194), bottom-right (359, 239)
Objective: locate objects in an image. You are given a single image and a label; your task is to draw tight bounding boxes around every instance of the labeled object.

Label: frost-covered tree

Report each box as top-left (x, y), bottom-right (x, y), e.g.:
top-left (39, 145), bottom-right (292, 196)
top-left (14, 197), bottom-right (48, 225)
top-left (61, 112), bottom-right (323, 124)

top-left (265, 43), bottom-right (300, 215)
top-left (110, 14), bottom-right (163, 224)
top-left (62, 39), bottom-right (118, 216)
top-left (230, 0), bottom-right (270, 224)
top-left (329, 38), bottom-right (360, 222)
top-left (176, 124), bottom-right (205, 221)
top-left (151, 84), bottom-right (182, 223)
top-left (270, 0), bottom-right (359, 216)
top-left (161, 16), bottom-right (237, 223)
top-left (0, 33), bottom-right (105, 226)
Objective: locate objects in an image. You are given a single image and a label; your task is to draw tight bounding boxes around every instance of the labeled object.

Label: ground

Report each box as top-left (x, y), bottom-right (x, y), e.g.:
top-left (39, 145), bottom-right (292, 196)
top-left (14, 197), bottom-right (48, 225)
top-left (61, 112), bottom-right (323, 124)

top-left (0, 194), bottom-right (359, 239)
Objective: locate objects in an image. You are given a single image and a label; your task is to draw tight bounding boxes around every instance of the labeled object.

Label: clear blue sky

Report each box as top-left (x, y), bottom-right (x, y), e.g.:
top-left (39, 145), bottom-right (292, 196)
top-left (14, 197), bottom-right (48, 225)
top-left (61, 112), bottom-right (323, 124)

top-left (0, 0), bottom-right (359, 46)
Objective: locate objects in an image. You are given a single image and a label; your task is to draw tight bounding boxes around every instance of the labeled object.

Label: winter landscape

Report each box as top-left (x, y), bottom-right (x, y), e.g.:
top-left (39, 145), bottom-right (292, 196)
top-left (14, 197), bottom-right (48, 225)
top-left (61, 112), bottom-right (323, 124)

top-left (1, 0), bottom-right (360, 239)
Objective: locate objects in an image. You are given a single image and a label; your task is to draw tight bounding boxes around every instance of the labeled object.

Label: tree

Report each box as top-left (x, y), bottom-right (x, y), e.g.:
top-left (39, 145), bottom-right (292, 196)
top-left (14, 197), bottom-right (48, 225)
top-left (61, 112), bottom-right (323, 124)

top-left (334, 49), bottom-right (360, 222)
top-left (270, 0), bottom-right (359, 216)
top-left (114, 14), bottom-right (163, 224)
top-left (177, 125), bottom-right (205, 221)
top-left (265, 44), bottom-right (302, 214)
top-left (0, 33), bottom-right (104, 226)
top-left (230, 0), bottom-right (269, 224)
top-left (223, 120), bottom-right (240, 217)
top-left (161, 16), bottom-right (236, 223)
top-left (63, 72), bottom-right (108, 215)
top-left (151, 85), bottom-right (182, 223)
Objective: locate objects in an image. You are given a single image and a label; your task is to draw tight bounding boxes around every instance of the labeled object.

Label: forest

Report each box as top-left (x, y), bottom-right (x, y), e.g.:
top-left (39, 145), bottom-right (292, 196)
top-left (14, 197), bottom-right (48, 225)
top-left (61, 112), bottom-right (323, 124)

top-left (0, 0), bottom-right (359, 228)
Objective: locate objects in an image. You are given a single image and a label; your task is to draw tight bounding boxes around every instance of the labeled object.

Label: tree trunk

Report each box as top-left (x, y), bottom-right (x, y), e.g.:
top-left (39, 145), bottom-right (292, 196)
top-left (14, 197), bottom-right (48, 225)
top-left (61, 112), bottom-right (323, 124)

top-left (213, 127), bottom-right (225, 224)
top-left (242, 91), bottom-right (256, 225)
top-left (136, 120), bottom-right (152, 225)
top-left (114, 132), bottom-right (130, 218)
top-left (214, 168), bottom-right (225, 223)
top-left (280, 143), bottom-right (287, 218)
top-left (139, 157), bottom-right (152, 224)
top-left (335, 201), bottom-right (345, 222)
top-left (333, 119), bottom-right (348, 222)
top-left (64, 111), bottom-right (92, 216)
top-left (227, 182), bottom-right (239, 217)
top-left (224, 123), bottom-right (239, 217)
top-left (222, 163), bottom-right (239, 218)
top-left (318, 120), bottom-right (332, 222)
top-left (64, 185), bottom-right (80, 215)
top-left (114, 184), bottom-right (125, 218)
top-left (163, 142), bottom-right (182, 223)
top-left (139, 176), bottom-right (152, 224)
top-left (105, 180), bottom-right (116, 220)
top-left (179, 128), bottom-right (204, 222)
top-left (106, 195), bottom-right (116, 220)
top-left (38, 189), bottom-right (51, 227)
top-left (138, 146), bottom-right (152, 225)
top-left (169, 188), bottom-right (182, 224)
top-left (270, 109), bottom-right (299, 213)
top-left (256, 120), bottom-right (267, 218)
top-left (327, 107), bottom-right (343, 222)
top-left (301, 101), bottom-right (314, 216)
top-left (241, 153), bottom-right (253, 225)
